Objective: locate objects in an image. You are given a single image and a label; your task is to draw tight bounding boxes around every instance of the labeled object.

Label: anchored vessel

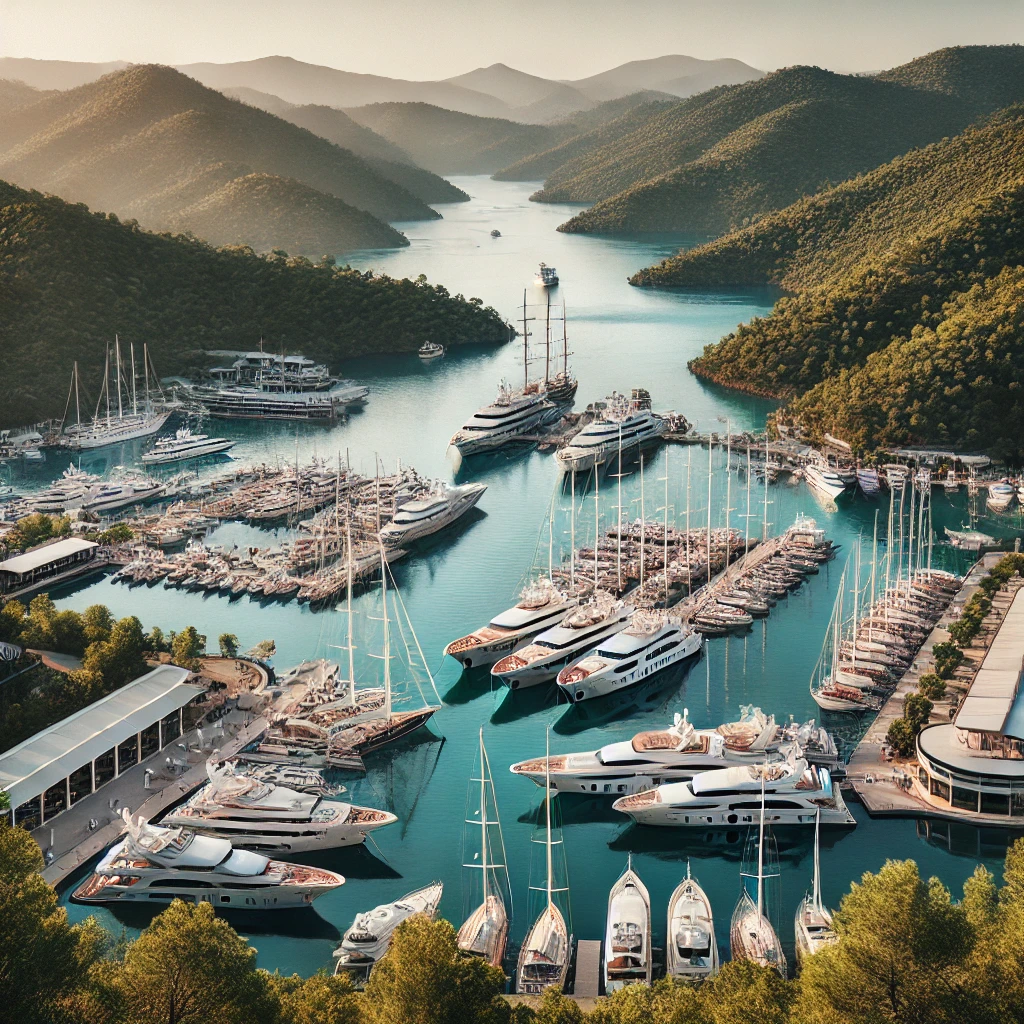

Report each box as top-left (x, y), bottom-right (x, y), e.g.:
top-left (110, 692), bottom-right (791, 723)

top-left (82, 470), bottom-right (166, 514)
top-left (418, 341), bottom-right (445, 361)
top-left (535, 263), bottom-right (559, 287)
top-left (379, 481), bottom-right (486, 548)
top-left (72, 809), bottom-right (343, 908)
top-left (794, 808), bottom-right (838, 962)
top-left (604, 857), bottom-right (652, 992)
top-left (803, 460), bottom-right (849, 501)
top-left (24, 463), bottom-right (102, 513)
top-left (556, 390), bottom-right (667, 474)
top-left (142, 427), bottom-right (235, 464)
top-left (666, 863), bottom-right (719, 981)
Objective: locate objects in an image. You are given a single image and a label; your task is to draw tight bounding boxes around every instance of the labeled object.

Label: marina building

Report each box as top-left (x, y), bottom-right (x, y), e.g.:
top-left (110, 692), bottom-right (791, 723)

top-left (0, 537), bottom-right (101, 598)
top-left (915, 587), bottom-right (1024, 820)
top-left (0, 664), bottom-right (204, 830)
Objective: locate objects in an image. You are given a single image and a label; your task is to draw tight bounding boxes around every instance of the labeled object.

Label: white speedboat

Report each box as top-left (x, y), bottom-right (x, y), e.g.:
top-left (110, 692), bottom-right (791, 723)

top-left (556, 610), bottom-right (702, 702)
top-left (449, 381), bottom-right (562, 457)
top-left (604, 858), bottom-right (652, 992)
top-left (803, 462), bottom-right (848, 500)
top-left (491, 592), bottom-right (633, 689)
top-left (556, 390), bottom-right (666, 473)
top-left (379, 482), bottom-right (486, 548)
top-left (444, 578), bottom-right (575, 669)
top-left (666, 863), bottom-right (719, 981)
top-left (158, 763), bottom-right (396, 852)
top-left (987, 480), bottom-right (1016, 511)
top-left (142, 427), bottom-right (235, 464)
top-left (535, 262), bottom-right (559, 287)
top-left (795, 809), bottom-right (837, 962)
top-left (72, 809), bottom-right (343, 908)
top-left (418, 341), bottom-right (445, 361)
top-left (611, 754), bottom-right (855, 827)
top-left (333, 882), bottom-right (443, 978)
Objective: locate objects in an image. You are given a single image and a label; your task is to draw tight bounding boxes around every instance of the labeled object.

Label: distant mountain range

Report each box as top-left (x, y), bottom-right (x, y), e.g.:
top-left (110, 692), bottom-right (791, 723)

top-left (0, 53), bottom-right (764, 124)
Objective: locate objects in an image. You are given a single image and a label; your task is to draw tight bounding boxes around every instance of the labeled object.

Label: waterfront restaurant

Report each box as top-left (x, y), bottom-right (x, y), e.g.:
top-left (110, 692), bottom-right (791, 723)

top-left (0, 664), bottom-right (204, 830)
top-left (0, 537), bottom-right (99, 596)
top-left (915, 587), bottom-right (1024, 820)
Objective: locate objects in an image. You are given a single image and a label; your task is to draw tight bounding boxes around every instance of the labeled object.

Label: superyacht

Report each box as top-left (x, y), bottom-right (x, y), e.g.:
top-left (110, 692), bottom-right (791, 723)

top-left (555, 389), bottom-right (666, 474)
top-left (379, 481), bottom-right (487, 548)
top-left (24, 463), bottom-right (101, 513)
top-left (142, 427), bottom-right (236, 464)
top-left (803, 460), bottom-right (849, 501)
top-left (82, 470), bottom-right (167, 513)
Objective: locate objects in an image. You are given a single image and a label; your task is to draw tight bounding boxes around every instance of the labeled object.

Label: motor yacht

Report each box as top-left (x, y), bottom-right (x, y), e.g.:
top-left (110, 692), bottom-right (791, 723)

top-left (72, 809), bottom-right (343, 908)
top-left (418, 341), bottom-right (445, 361)
top-left (491, 592), bottom-right (633, 689)
top-left (24, 463), bottom-right (101, 512)
top-left (556, 390), bottom-right (667, 474)
top-left (158, 763), bottom-right (396, 852)
top-left (449, 380), bottom-right (562, 457)
top-left (610, 755), bottom-right (855, 827)
top-left (333, 882), bottom-right (443, 979)
top-left (666, 863), bottom-right (719, 981)
top-left (604, 858), bottom-right (652, 992)
top-left (856, 467), bottom-right (881, 497)
top-left (379, 482), bottom-right (486, 548)
top-left (535, 263), bottom-right (559, 287)
top-left (82, 471), bottom-right (166, 513)
top-left (444, 578), bottom-right (576, 669)
top-left (556, 611), bottom-right (702, 702)
top-left (142, 427), bottom-right (236, 464)
top-left (803, 461), bottom-right (848, 500)
top-left (987, 480), bottom-right (1016, 512)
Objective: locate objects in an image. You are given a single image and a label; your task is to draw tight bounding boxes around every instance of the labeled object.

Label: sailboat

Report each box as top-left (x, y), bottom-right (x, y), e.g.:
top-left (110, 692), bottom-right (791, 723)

top-left (794, 808), bottom-right (838, 963)
top-left (457, 729), bottom-right (511, 969)
top-left (61, 339), bottom-right (170, 449)
top-left (604, 855), bottom-right (652, 992)
top-left (516, 730), bottom-right (571, 995)
top-left (666, 861), bottom-right (719, 981)
top-left (729, 772), bottom-right (786, 977)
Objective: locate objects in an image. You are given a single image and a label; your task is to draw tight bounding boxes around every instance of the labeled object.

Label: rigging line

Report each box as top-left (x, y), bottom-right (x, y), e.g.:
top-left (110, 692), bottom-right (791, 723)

top-left (386, 558), bottom-right (443, 705)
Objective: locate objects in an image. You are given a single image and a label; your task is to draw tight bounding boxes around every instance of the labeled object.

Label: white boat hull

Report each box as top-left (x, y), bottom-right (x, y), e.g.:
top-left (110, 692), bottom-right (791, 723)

top-left (142, 439), bottom-right (236, 464)
top-left (617, 801), bottom-right (855, 828)
top-left (62, 410), bottom-right (171, 450)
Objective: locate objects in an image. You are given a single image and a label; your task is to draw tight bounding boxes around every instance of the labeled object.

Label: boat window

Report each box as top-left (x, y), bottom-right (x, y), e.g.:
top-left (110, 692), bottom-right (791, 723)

top-left (647, 641), bottom-right (680, 660)
top-left (148, 879), bottom-right (215, 888)
top-left (615, 660), bottom-right (639, 674)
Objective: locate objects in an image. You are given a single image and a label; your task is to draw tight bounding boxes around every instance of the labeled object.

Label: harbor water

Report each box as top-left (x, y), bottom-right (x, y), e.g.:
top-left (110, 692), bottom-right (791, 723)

top-left (31, 177), bottom-right (1022, 977)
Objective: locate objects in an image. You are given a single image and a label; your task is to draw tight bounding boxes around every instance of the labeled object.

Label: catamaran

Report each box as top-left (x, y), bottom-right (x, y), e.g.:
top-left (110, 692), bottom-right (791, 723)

top-left (666, 862), bottom-right (719, 981)
top-left (604, 857), bottom-right (652, 992)
top-left (794, 808), bottom-right (838, 962)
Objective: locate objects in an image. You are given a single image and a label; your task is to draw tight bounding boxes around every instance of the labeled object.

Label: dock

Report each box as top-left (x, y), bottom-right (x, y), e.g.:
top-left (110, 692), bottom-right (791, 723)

top-left (573, 939), bottom-right (602, 998)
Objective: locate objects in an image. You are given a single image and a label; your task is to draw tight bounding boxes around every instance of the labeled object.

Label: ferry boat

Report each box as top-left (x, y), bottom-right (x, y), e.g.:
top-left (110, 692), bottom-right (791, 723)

top-left (72, 809), bottom-right (344, 908)
top-left (158, 763), bottom-right (396, 853)
top-left (491, 592), bottom-right (633, 689)
top-left (610, 755), bottom-right (855, 827)
top-left (534, 262), bottom-right (559, 287)
top-left (666, 864), bottom-right (719, 981)
top-left (418, 341), bottom-right (445, 361)
top-left (555, 610), bottom-right (702, 702)
top-left (379, 481), bottom-right (487, 548)
top-left (444, 578), bottom-right (575, 669)
top-left (555, 390), bottom-right (666, 473)
top-left (142, 427), bottom-right (235, 464)
top-left (604, 858), bottom-right (652, 992)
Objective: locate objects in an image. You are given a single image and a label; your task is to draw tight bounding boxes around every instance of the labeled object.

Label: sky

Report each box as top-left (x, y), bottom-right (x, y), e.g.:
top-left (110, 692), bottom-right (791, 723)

top-left (2, 0), bottom-right (1024, 79)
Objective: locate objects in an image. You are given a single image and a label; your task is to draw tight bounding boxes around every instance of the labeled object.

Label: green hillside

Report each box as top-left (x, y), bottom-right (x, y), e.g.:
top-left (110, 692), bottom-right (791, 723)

top-left (0, 64), bottom-right (441, 253)
top-left (0, 180), bottom-right (507, 427)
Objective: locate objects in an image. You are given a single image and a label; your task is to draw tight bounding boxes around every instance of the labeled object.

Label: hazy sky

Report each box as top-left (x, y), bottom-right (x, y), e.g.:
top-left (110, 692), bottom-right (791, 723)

top-left (3, 0), bottom-right (1023, 79)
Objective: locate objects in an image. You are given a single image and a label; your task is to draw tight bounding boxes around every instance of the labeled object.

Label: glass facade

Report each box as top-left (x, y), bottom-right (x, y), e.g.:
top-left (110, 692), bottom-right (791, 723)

top-left (918, 730), bottom-right (1024, 819)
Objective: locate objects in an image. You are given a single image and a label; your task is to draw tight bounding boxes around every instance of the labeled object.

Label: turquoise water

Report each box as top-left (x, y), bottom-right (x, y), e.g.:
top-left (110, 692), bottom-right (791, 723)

top-left (44, 177), bottom-right (1023, 977)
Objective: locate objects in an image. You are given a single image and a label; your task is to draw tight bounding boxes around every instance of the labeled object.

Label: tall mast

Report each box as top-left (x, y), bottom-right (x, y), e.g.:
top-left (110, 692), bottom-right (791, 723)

top-left (686, 448), bottom-right (692, 590)
top-left (663, 450), bottom-right (669, 606)
top-left (73, 362), bottom-right (81, 426)
top-left (593, 470), bottom-right (600, 592)
top-left (103, 341), bottom-right (111, 422)
top-left (852, 538), bottom-right (860, 672)
top-left (706, 439), bottom-right (713, 579)
top-left (616, 425), bottom-right (623, 592)
top-left (130, 342), bottom-right (137, 415)
top-left (346, 521), bottom-right (356, 708)
top-left (906, 479), bottom-right (916, 595)
top-left (562, 299), bottom-right (568, 375)
top-left (380, 543), bottom-right (392, 721)
top-left (114, 336), bottom-right (123, 420)
top-left (545, 727), bottom-right (553, 908)
top-left (812, 807), bottom-right (822, 911)
top-left (763, 434), bottom-right (769, 541)
top-left (724, 420), bottom-right (731, 562)
top-left (544, 291), bottom-right (551, 384)
top-left (143, 343), bottom-right (151, 411)
top-left (548, 500), bottom-right (554, 579)
top-left (639, 453), bottom-right (645, 589)
top-left (757, 768), bottom-right (766, 919)
top-left (522, 289), bottom-right (529, 391)
top-left (745, 445), bottom-right (752, 554)
top-left (870, 511), bottom-right (879, 639)
top-left (479, 728), bottom-right (489, 904)
top-left (570, 469), bottom-right (576, 592)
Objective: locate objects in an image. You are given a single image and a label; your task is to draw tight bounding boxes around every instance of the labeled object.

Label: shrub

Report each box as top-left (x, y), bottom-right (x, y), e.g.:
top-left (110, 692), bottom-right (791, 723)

top-left (918, 673), bottom-right (946, 700)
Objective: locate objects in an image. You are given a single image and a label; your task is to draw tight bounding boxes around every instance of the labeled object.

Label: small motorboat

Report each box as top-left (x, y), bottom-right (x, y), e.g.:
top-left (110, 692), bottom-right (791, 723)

top-left (418, 341), bottom-right (445, 362)
top-left (604, 856), bottom-right (652, 992)
top-left (490, 229), bottom-right (501, 237)
top-left (666, 862), bottom-right (719, 980)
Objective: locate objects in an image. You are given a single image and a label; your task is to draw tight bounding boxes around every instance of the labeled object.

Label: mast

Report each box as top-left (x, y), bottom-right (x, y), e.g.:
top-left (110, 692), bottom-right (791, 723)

top-left (757, 768), bottom-right (766, 919)
top-left (522, 289), bottom-right (530, 391)
top-left (143, 343), bottom-right (151, 411)
top-left (870, 511), bottom-right (879, 638)
top-left (346, 521), bottom-right (356, 708)
top-left (906, 478), bottom-right (916, 596)
top-left (114, 335), bottom-right (123, 421)
top-left (664, 450), bottom-right (670, 606)
top-left (380, 542), bottom-right (392, 721)
top-left (639, 453), bottom-right (645, 589)
top-left (544, 291), bottom-right (551, 384)
top-left (706, 439), bottom-right (713, 579)
top-left (130, 342), bottom-right (137, 416)
top-left (593, 469), bottom-right (600, 592)
top-left (73, 363), bottom-right (81, 427)
top-left (562, 299), bottom-right (569, 375)
top-left (545, 727), bottom-right (553, 909)
top-left (103, 341), bottom-right (111, 422)
top-left (724, 420), bottom-right (731, 562)
top-left (570, 469), bottom-right (576, 592)
top-left (479, 727), bottom-right (489, 905)
top-left (548, 499), bottom-right (554, 579)
top-left (763, 434), bottom-right (770, 541)
top-left (812, 807), bottom-right (822, 911)
top-left (852, 539), bottom-right (860, 672)
top-left (686, 448), bottom-right (692, 590)
top-left (616, 424), bottom-right (623, 592)
top-left (745, 446), bottom-right (752, 554)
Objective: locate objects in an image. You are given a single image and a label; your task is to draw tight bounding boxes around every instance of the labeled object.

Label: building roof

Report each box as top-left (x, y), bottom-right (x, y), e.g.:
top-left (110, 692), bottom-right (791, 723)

top-left (0, 664), bottom-right (202, 809)
top-left (0, 538), bottom-right (97, 576)
top-left (919, 724), bottom-right (1024, 779)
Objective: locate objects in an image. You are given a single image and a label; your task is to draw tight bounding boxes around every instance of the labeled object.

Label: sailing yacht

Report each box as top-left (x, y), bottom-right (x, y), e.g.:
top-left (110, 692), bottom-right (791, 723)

top-left (604, 857), bottom-right (652, 992)
top-left (72, 809), bottom-right (343, 908)
top-left (516, 731), bottom-right (571, 995)
top-left (333, 882), bottom-right (444, 979)
top-left (61, 342), bottom-right (171, 450)
top-left (142, 427), bottom-right (235, 464)
top-left (794, 808), bottom-right (838, 963)
top-left (158, 762), bottom-right (396, 852)
top-left (491, 592), bottom-right (634, 689)
top-left (730, 776), bottom-right (787, 977)
top-left (666, 863), bottom-right (719, 981)
top-left (457, 729), bottom-right (511, 969)
top-left (379, 481), bottom-right (487, 548)
top-left (556, 390), bottom-right (667, 474)
top-left (556, 610), bottom-right (702, 702)
top-left (444, 578), bottom-right (575, 669)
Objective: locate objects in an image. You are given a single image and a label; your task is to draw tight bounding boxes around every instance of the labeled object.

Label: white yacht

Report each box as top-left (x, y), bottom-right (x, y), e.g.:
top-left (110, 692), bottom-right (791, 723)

top-left (795, 809), bottom-right (837, 962)
top-left (333, 882), bottom-right (443, 978)
top-left (25, 463), bottom-right (101, 513)
top-left (556, 611), bottom-right (702, 703)
top-left (142, 427), bottom-right (236, 464)
top-left (449, 380), bottom-right (562, 457)
top-left (803, 461), bottom-right (848, 500)
top-left (379, 481), bottom-right (486, 548)
top-left (987, 480), bottom-right (1016, 511)
top-left (72, 809), bottom-right (344, 908)
top-left (510, 708), bottom-right (841, 795)
top-left (604, 858), bottom-right (652, 992)
top-left (82, 471), bottom-right (167, 513)
top-left (158, 763), bottom-right (396, 852)
top-left (611, 755), bottom-right (855, 827)
top-left (556, 390), bottom-right (666, 473)
top-left (418, 341), bottom-right (445, 361)
top-left (535, 263), bottom-right (559, 287)
top-left (666, 863), bottom-right (719, 981)
top-left (491, 592), bottom-right (633, 689)
top-left (443, 578), bottom-right (575, 669)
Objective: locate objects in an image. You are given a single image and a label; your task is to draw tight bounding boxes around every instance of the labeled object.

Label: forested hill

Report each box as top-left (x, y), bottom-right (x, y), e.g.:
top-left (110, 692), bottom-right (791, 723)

top-left (0, 65), bottom-right (445, 254)
top-left (632, 105), bottom-right (1024, 457)
top-left (0, 181), bottom-right (508, 427)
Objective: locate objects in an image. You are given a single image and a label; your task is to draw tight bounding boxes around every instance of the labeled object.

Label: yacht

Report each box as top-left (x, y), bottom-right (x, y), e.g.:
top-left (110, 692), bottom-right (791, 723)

top-left (379, 481), bottom-right (486, 548)
top-left (987, 480), bottom-right (1016, 512)
top-left (556, 610), bottom-right (702, 703)
top-left (24, 463), bottom-right (101, 512)
top-left (803, 461), bottom-right (848, 500)
top-left (795, 809), bottom-right (837, 962)
top-left (443, 578), bottom-right (575, 669)
top-left (535, 263), bottom-right (559, 287)
top-left (82, 471), bottom-right (167, 513)
top-left (72, 809), bottom-right (344, 908)
top-left (556, 390), bottom-right (667, 473)
top-left (604, 858), bottom-right (652, 992)
top-left (189, 385), bottom-right (341, 421)
top-left (158, 763), bottom-right (397, 852)
top-left (944, 469), bottom-right (960, 494)
top-left (509, 708), bottom-right (842, 795)
top-left (666, 863), bottom-right (719, 981)
top-left (610, 754), bottom-right (855, 827)
top-left (856, 467), bottom-right (881, 497)
top-left (449, 380), bottom-right (562, 457)
top-left (142, 427), bottom-right (235, 464)
top-left (491, 592), bottom-right (633, 689)
top-left (418, 341), bottom-right (445, 361)
top-left (333, 882), bottom-right (443, 979)
top-left (883, 464), bottom-right (909, 492)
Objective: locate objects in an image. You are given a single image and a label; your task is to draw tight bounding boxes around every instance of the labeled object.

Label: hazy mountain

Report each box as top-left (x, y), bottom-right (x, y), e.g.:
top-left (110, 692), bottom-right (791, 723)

top-left (569, 55), bottom-right (763, 101)
top-left (220, 85), bottom-right (296, 117)
top-left (0, 57), bottom-right (128, 91)
top-left (0, 64), bottom-right (445, 254)
top-left (656, 60), bottom-right (769, 97)
top-left (0, 78), bottom-right (55, 111)
top-left (444, 63), bottom-right (594, 122)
